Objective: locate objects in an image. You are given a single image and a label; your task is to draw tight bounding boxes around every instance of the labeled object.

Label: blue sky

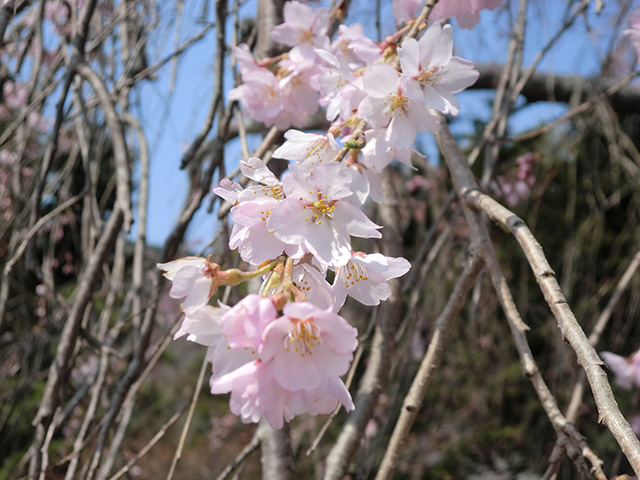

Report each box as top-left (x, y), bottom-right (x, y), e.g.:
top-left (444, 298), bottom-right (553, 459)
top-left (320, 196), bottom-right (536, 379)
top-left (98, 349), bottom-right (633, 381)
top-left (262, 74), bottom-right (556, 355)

top-left (136, 0), bottom-right (639, 248)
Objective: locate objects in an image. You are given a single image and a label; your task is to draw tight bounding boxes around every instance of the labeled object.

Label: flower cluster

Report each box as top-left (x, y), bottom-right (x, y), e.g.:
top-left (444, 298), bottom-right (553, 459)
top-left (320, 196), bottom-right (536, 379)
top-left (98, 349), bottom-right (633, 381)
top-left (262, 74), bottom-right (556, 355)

top-left (161, 1), bottom-right (487, 428)
top-left (491, 152), bottom-right (537, 207)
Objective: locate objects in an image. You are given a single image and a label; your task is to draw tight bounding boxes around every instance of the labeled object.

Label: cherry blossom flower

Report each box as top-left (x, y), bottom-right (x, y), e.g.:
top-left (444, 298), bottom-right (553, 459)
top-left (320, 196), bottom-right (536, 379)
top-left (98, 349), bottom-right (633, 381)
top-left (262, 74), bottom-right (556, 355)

top-left (209, 301), bottom-right (356, 428)
top-left (430, 0), bottom-right (503, 29)
top-left (228, 67), bottom-right (285, 127)
top-left (237, 157), bottom-right (284, 202)
top-left (331, 24), bottom-right (381, 69)
top-left (220, 294), bottom-right (276, 350)
top-left (261, 302), bottom-right (357, 391)
top-left (273, 129), bottom-right (341, 168)
top-left (600, 349), bottom-right (640, 390)
top-left (211, 359), bottom-right (353, 429)
top-left (214, 178), bottom-right (243, 204)
top-left (272, 1), bottom-right (330, 55)
top-left (277, 47), bottom-right (321, 126)
top-left (399, 23), bottom-right (479, 116)
top-left (361, 128), bottom-right (416, 170)
top-left (333, 252), bottom-right (411, 308)
top-left (315, 49), bottom-right (366, 122)
top-left (174, 304), bottom-right (226, 344)
top-left (217, 158), bottom-right (304, 264)
top-left (176, 305), bottom-right (257, 382)
top-left (2, 81), bottom-right (28, 110)
top-left (344, 159), bottom-right (385, 205)
top-left (357, 63), bottom-right (440, 149)
top-left (290, 261), bottom-right (335, 309)
top-left (624, 9), bottom-right (640, 63)
top-left (229, 198), bottom-right (293, 265)
top-left (268, 163), bottom-right (381, 266)
top-left (157, 257), bottom-right (216, 312)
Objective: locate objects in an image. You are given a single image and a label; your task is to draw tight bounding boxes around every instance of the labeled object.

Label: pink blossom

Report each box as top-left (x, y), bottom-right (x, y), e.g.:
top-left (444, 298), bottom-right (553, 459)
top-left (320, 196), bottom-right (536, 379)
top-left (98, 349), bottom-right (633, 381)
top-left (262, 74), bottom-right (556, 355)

top-left (228, 68), bottom-right (285, 127)
top-left (277, 48), bottom-right (320, 126)
top-left (492, 152), bottom-right (536, 206)
top-left (600, 350), bottom-right (640, 390)
top-left (211, 360), bottom-right (353, 429)
top-left (273, 129), bottom-right (341, 168)
top-left (361, 128), bottom-right (416, 170)
top-left (222, 158), bottom-right (301, 264)
top-left (315, 49), bottom-right (366, 122)
top-left (331, 24), bottom-right (381, 69)
top-left (399, 23), bottom-right (479, 116)
top-left (393, 0), bottom-right (422, 24)
top-left (0, 150), bottom-right (18, 166)
top-left (229, 198), bottom-right (292, 264)
top-left (272, 1), bottom-right (330, 55)
top-left (237, 157), bottom-right (284, 202)
top-left (345, 160), bottom-right (385, 205)
top-left (157, 257), bottom-right (215, 312)
top-left (357, 64), bottom-right (439, 149)
top-left (213, 178), bottom-right (243, 204)
top-left (333, 252), bottom-right (411, 308)
top-left (624, 9), bottom-right (640, 63)
top-left (430, 0), bottom-right (504, 29)
top-left (631, 414), bottom-right (640, 436)
top-left (291, 261), bottom-right (335, 309)
top-left (218, 158), bottom-right (305, 264)
top-left (209, 302), bottom-right (357, 429)
top-left (220, 294), bottom-right (276, 350)
top-left (175, 304), bottom-right (226, 345)
top-left (261, 302), bottom-right (357, 392)
top-left (2, 81), bottom-right (28, 110)
top-left (268, 163), bottom-right (381, 267)
top-left (176, 305), bottom-right (257, 380)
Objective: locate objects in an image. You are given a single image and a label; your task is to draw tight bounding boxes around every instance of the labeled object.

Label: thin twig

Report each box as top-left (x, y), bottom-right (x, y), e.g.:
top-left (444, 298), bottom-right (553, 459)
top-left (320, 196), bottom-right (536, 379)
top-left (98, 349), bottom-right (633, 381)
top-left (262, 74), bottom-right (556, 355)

top-left (375, 252), bottom-right (484, 480)
top-left (107, 409), bottom-right (184, 480)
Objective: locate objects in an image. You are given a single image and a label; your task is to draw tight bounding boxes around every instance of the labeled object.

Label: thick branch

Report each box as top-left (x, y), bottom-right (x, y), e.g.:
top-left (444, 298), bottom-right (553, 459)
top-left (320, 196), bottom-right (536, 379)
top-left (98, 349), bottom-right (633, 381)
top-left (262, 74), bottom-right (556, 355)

top-left (473, 64), bottom-right (640, 116)
top-left (437, 120), bottom-right (640, 475)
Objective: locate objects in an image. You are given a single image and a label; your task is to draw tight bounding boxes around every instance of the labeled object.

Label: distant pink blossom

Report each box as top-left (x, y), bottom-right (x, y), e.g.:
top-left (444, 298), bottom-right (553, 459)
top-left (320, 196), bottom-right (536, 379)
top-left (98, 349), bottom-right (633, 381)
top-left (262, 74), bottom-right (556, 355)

top-left (2, 81), bottom-right (28, 109)
top-left (624, 9), bottom-right (640, 63)
top-left (430, 0), bottom-right (503, 29)
top-left (492, 152), bottom-right (536, 207)
top-left (393, 0), bottom-right (421, 24)
top-left (600, 349), bottom-right (640, 390)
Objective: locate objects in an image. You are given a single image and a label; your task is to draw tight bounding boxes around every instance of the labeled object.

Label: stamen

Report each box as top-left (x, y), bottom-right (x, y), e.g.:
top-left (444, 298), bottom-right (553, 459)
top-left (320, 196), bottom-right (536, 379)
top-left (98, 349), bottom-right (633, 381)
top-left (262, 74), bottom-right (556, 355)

top-left (283, 318), bottom-right (322, 357)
